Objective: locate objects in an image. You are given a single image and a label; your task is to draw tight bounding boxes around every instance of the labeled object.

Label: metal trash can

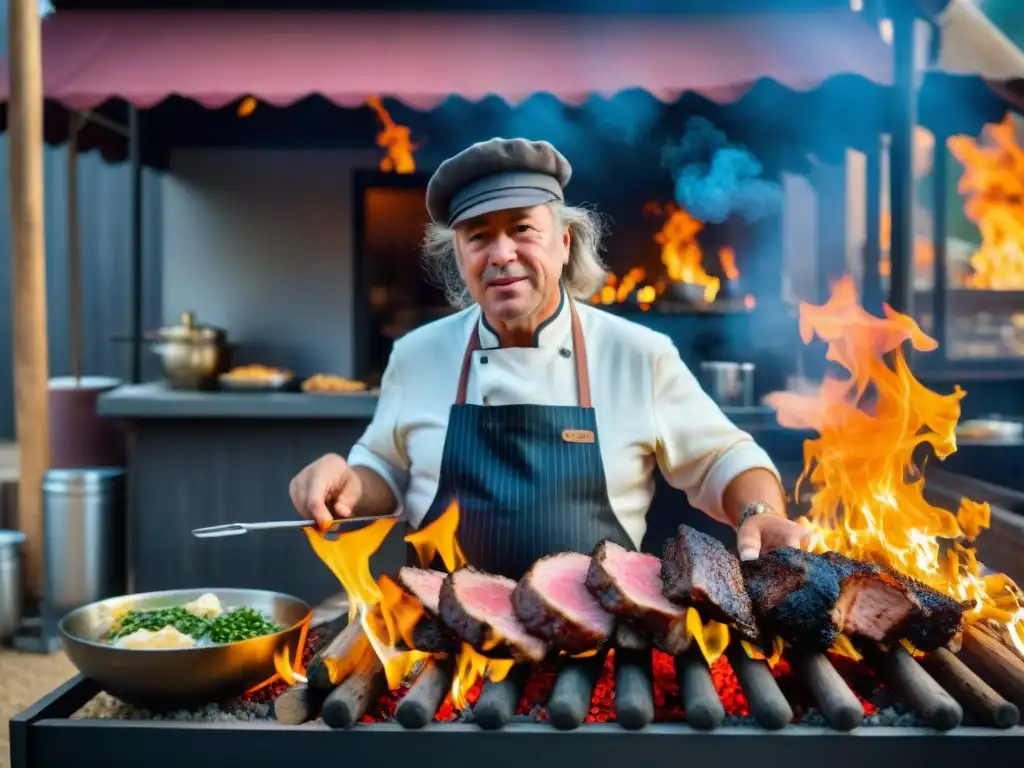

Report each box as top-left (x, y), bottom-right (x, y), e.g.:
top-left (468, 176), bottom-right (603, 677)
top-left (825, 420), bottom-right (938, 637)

top-left (0, 529), bottom-right (26, 640)
top-left (43, 468), bottom-right (127, 619)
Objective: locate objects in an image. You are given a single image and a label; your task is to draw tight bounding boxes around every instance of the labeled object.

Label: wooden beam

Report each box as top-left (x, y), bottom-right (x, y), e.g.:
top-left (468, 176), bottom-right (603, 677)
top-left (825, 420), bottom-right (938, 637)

top-left (8, 0), bottom-right (51, 599)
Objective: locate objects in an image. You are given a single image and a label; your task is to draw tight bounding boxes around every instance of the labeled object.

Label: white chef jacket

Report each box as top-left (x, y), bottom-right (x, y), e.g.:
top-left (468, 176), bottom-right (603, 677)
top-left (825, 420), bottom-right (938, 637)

top-left (347, 293), bottom-right (780, 548)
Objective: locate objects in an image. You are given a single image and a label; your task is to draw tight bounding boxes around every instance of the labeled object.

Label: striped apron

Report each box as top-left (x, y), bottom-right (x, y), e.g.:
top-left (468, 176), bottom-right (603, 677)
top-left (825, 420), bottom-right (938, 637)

top-left (414, 300), bottom-right (634, 579)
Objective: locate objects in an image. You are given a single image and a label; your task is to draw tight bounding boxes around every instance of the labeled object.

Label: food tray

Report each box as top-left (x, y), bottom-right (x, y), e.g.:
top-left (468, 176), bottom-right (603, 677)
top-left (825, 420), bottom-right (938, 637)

top-left (218, 372), bottom-right (295, 392)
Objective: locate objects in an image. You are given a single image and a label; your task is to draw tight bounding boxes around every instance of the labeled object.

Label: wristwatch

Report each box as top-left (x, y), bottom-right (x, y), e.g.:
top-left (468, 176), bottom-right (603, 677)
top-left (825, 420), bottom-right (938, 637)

top-left (737, 501), bottom-right (780, 530)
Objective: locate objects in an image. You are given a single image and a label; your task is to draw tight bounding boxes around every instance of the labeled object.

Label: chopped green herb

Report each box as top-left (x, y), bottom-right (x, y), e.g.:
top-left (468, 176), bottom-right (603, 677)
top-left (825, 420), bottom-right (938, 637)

top-left (106, 605), bottom-right (282, 645)
top-left (208, 607), bottom-right (283, 644)
top-left (107, 607), bottom-right (211, 641)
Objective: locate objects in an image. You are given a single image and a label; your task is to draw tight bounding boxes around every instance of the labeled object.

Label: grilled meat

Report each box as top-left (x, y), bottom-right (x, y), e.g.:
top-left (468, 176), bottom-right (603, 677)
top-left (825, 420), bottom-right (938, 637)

top-left (439, 565), bottom-right (548, 662)
top-left (397, 566), bottom-right (452, 652)
top-left (744, 548), bottom-right (924, 652)
top-left (513, 552), bottom-right (616, 655)
top-left (586, 539), bottom-right (690, 654)
top-left (661, 525), bottom-right (759, 640)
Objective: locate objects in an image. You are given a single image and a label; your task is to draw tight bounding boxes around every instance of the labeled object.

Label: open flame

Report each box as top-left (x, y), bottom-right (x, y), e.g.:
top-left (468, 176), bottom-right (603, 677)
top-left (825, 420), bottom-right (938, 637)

top-left (366, 96), bottom-right (418, 175)
top-left (948, 114), bottom-right (1024, 290)
top-left (763, 275), bottom-right (1024, 657)
top-left (591, 203), bottom-right (752, 309)
top-left (299, 498), bottom-right (773, 709)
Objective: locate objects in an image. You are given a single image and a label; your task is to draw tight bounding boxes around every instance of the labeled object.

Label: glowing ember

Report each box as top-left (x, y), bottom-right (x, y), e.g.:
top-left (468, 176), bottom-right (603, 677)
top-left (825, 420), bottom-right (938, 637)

top-left (763, 274), bottom-right (1024, 657)
top-left (591, 267), bottom-right (662, 309)
top-left (948, 114), bottom-right (1024, 290)
top-left (366, 96), bottom-right (418, 174)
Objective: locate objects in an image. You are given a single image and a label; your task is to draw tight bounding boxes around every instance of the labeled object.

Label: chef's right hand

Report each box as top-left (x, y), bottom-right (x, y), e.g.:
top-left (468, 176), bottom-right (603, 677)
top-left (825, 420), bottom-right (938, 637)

top-left (289, 453), bottom-right (363, 530)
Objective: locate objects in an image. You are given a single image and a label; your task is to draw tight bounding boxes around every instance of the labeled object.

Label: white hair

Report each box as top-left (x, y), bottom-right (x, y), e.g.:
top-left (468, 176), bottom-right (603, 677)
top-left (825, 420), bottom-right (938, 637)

top-left (421, 202), bottom-right (610, 308)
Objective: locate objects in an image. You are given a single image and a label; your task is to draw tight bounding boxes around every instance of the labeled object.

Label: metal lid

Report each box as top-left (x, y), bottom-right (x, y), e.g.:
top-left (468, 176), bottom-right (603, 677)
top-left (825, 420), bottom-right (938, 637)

top-left (154, 311), bottom-right (225, 343)
top-left (0, 529), bottom-right (26, 546)
top-left (43, 467), bottom-right (126, 493)
top-left (700, 361), bottom-right (755, 371)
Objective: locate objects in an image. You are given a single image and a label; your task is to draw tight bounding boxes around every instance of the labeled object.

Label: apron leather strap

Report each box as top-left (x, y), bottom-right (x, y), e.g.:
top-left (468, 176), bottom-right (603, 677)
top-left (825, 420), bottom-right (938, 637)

top-left (455, 300), bottom-right (592, 407)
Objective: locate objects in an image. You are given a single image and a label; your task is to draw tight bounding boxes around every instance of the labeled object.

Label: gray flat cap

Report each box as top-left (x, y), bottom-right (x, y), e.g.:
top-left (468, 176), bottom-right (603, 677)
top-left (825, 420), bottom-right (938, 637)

top-left (426, 138), bottom-right (572, 226)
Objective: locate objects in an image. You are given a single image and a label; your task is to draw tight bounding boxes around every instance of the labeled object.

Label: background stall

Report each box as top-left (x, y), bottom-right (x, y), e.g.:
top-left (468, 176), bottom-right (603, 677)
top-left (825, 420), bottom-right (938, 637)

top-left (3, 0), bottom-right (1024, 610)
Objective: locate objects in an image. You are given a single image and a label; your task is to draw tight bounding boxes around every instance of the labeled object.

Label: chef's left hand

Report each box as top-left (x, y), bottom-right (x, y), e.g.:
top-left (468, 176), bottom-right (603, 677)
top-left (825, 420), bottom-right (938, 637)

top-left (737, 511), bottom-right (810, 562)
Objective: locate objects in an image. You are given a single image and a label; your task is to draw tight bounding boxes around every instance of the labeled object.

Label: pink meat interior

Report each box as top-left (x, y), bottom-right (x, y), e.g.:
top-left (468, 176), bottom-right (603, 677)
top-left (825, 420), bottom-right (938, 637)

top-left (532, 553), bottom-right (615, 634)
top-left (835, 576), bottom-right (916, 641)
top-left (603, 541), bottom-right (686, 617)
top-left (399, 567), bottom-right (445, 614)
top-left (456, 570), bottom-right (547, 659)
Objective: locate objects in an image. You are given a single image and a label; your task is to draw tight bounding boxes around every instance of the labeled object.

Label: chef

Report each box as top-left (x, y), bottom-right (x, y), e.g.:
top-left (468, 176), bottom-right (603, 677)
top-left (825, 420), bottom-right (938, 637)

top-left (290, 137), bottom-right (808, 577)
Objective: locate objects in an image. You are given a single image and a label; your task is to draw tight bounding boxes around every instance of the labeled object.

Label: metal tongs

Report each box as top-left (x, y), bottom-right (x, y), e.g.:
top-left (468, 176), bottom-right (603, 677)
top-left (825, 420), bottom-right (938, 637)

top-left (190, 511), bottom-right (402, 540)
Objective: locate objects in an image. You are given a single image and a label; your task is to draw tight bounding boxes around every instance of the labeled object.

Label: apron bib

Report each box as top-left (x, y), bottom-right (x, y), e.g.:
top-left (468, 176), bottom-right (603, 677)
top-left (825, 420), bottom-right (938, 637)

top-left (414, 300), bottom-right (634, 579)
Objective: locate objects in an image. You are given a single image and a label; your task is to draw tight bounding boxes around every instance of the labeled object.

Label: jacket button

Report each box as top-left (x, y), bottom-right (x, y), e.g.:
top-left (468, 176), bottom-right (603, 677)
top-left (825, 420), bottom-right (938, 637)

top-left (483, 396), bottom-right (489, 405)
top-left (560, 348), bottom-right (571, 358)
top-left (480, 355), bottom-right (489, 364)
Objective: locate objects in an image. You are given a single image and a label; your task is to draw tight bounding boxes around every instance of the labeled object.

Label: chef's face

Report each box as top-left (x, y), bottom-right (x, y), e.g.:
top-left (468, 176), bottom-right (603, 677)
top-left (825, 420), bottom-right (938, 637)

top-left (455, 204), bottom-right (570, 325)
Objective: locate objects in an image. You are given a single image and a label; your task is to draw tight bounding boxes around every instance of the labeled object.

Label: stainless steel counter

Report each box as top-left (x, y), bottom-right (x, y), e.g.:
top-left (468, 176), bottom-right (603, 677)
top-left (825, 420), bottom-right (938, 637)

top-left (98, 382), bottom-right (379, 419)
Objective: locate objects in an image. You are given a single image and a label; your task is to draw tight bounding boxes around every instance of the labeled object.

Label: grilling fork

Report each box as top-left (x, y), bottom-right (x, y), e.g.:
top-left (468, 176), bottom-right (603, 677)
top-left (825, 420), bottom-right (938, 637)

top-left (191, 511), bottom-right (402, 541)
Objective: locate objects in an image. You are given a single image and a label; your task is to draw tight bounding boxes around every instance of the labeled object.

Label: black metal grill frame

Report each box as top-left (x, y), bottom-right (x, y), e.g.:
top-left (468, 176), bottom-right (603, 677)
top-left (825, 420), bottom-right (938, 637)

top-left (11, 675), bottom-right (1024, 768)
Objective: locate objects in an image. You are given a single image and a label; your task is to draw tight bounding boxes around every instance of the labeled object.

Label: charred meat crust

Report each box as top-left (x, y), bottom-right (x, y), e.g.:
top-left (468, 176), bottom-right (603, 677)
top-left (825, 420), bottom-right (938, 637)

top-left (661, 525), bottom-right (760, 640)
top-left (512, 553), bottom-right (613, 654)
top-left (586, 539), bottom-right (688, 655)
top-left (397, 567), bottom-right (444, 617)
top-left (438, 565), bottom-right (545, 662)
top-left (742, 547), bottom-right (842, 652)
top-left (438, 566), bottom-right (493, 649)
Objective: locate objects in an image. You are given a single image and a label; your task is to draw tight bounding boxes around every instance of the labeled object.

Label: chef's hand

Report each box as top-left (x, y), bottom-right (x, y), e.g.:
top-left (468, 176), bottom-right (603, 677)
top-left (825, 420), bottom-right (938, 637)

top-left (737, 510), bottom-right (809, 562)
top-left (289, 453), bottom-right (363, 530)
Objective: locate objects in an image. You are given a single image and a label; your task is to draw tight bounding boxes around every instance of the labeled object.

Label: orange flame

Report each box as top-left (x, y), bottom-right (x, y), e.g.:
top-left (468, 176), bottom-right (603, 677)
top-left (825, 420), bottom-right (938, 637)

top-left (653, 204), bottom-right (727, 303)
top-left (591, 267), bottom-right (662, 309)
top-left (763, 275), bottom-right (1024, 656)
top-left (948, 114), bottom-right (1024, 290)
top-left (367, 96), bottom-right (417, 175)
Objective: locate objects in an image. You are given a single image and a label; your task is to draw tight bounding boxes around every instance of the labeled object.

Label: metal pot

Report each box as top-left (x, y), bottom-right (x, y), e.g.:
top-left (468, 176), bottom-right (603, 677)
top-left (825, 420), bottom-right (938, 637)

top-left (699, 361), bottom-right (755, 408)
top-left (0, 529), bottom-right (26, 641)
top-left (148, 311), bottom-right (229, 390)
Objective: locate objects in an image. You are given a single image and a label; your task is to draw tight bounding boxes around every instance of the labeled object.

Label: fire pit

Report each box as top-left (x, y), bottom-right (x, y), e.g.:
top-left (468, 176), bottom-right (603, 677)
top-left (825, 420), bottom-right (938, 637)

top-left (11, 621), bottom-right (1024, 768)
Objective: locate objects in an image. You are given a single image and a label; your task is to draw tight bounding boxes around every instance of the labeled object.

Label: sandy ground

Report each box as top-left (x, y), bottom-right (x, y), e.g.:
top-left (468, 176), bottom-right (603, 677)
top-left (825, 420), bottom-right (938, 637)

top-left (0, 648), bottom-right (77, 768)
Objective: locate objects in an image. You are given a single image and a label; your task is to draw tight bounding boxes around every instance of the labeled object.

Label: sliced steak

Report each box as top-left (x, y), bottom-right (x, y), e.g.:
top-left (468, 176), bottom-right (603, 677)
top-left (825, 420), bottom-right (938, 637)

top-left (398, 567), bottom-right (445, 616)
top-left (439, 566), bottom-right (548, 662)
top-left (661, 525), bottom-right (759, 640)
top-left (586, 539), bottom-right (690, 654)
top-left (513, 552), bottom-right (616, 654)
top-left (743, 548), bottom-right (920, 652)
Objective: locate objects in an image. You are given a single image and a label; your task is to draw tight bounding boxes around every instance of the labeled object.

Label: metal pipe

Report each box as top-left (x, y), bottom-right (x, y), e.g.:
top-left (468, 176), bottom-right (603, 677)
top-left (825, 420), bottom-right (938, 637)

top-left (66, 113), bottom-right (83, 382)
top-left (128, 106), bottom-right (144, 384)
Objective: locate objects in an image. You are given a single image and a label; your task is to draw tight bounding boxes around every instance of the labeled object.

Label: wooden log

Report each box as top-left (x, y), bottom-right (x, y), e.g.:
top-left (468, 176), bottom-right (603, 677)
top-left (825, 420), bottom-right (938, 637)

top-left (674, 647), bottom-right (725, 730)
top-left (875, 644), bottom-right (962, 731)
top-left (395, 656), bottom-right (455, 730)
top-left (8, 0), bottom-right (51, 599)
top-left (548, 654), bottom-right (605, 731)
top-left (789, 651), bottom-right (863, 732)
top-left (726, 644), bottom-right (793, 730)
top-left (321, 646), bottom-right (386, 729)
top-left (273, 683), bottom-right (327, 726)
top-left (473, 663), bottom-right (531, 730)
top-left (958, 625), bottom-right (1024, 711)
top-left (614, 649), bottom-right (654, 730)
top-left (922, 647), bottom-right (1019, 729)
top-left (305, 620), bottom-right (368, 691)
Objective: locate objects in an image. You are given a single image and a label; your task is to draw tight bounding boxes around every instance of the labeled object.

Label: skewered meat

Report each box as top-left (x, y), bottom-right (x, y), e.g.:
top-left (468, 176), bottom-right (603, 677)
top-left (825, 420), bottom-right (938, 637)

top-left (439, 566), bottom-right (548, 662)
top-left (743, 548), bottom-right (922, 652)
top-left (661, 525), bottom-right (760, 640)
top-left (512, 552), bottom-right (616, 654)
top-left (586, 539), bottom-right (690, 654)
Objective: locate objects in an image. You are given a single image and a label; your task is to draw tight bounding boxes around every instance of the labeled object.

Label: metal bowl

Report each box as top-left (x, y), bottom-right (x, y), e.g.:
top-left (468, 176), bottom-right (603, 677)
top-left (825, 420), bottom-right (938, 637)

top-left (59, 587), bottom-right (312, 711)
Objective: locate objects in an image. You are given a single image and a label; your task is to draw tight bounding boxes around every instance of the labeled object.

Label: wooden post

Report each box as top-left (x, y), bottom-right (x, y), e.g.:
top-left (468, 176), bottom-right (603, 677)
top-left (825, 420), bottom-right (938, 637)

top-left (8, 0), bottom-right (51, 599)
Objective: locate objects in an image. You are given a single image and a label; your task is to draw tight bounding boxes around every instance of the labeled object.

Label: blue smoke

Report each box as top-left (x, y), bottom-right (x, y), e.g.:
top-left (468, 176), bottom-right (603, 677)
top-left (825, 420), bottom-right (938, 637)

top-left (662, 117), bottom-right (782, 224)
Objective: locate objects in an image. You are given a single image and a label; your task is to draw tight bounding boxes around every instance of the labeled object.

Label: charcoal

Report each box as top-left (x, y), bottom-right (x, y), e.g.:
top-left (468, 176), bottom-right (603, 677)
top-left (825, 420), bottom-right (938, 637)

top-left (661, 525), bottom-right (759, 640)
top-left (512, 552), bottom-right (615, 655)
